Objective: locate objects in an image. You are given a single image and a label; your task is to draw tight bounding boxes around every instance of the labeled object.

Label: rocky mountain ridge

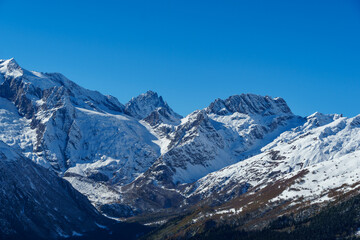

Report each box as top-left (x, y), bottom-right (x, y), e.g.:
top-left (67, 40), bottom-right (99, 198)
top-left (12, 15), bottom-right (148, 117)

top-left (1, 58), bottom-right (359, 239)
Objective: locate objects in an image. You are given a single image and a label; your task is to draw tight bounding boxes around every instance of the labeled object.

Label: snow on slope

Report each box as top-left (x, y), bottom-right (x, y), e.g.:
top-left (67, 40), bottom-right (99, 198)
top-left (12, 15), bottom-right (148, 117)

top-left (271, 149), bottom-right (360, 204)
top-left (138, 95), bottom-right (303, 185)
top-left (2, 58), bottom-right (359, 220)
top-left (64, 106), bottom-right (160, 184)
top-left (0, 58), bottom-right (23, 79)
top-left (0, 58), bottom-right (161, 183)
top-left (188, 113), bottom-right (360, 205)
top-left (0, 97), bottom-right (39, 162)
top-left (117, 95), bottom-right (306, 214)
top-left (0, 58), bottom-right (185, 215)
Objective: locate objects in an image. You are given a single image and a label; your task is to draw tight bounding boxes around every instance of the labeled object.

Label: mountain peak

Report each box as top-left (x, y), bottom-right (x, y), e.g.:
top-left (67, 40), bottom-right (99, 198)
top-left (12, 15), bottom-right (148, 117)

top-left (137, 90), bottom-right (166, 105)
top-left (0, 58), bottom-right (126, 118)
top-left (0, 57), bottom-right (17, 65)
top-left (206, 93), bottom-right (292, 116)
top-left (0, 58), bottom-right (23, 78)
top-left (142, 90), bottom-right (158, 97)
top-left (125, 90), bottom-right (181, 120)
top-left (303, 112), bottom-right (343, 129)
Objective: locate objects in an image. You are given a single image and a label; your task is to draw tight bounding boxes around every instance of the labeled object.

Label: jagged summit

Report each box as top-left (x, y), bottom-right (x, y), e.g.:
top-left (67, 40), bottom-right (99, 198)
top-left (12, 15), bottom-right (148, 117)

top-left (125, 90), bottom-right (182, 121)
top-left (206, 93), bottom-right (292, 116)
top-left (0, 58), bottom-right (125, 117)
top-left (307, 111), bottom-right (343, 119)
top-left (139, 90), bottom-right (159, 98)
top-left (0, 58), bottom-right (23, 78)
top-left (303, 111), bottom-right (344, 130)
top-left (0, 58), bottom-right (18, 66)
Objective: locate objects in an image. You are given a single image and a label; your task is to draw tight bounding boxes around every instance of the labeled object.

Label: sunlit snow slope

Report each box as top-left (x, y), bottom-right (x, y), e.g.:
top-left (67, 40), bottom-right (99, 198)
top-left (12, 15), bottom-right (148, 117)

top-left (1, 58), bottom-right (359, 221)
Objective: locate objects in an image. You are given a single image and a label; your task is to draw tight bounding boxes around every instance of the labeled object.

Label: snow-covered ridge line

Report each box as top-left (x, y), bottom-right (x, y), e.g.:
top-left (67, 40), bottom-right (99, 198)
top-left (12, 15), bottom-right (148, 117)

top-left (1, 57), bottom-right (359, 222)
top-left (189, 113), bottom-right (360, 202)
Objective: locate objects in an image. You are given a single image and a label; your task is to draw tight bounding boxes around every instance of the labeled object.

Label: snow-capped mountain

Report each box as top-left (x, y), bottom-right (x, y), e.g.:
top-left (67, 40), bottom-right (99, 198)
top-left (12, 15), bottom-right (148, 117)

top-left (148, 113), bottom-right (360, 238)
top-left (1, 58), bottom-right (360, 239)
top-left (187, 112), bottom-right (359, 201)
top-left (1, 58), bottom-right (304, 215)
top-left (0, 58), bottom-right (161, 185)
top-left (152, 94), bottom-right (303, 183)
top-left (119, 94), bottom-right (304, 214)
top-left (125, 90), bottom-right (181, 123)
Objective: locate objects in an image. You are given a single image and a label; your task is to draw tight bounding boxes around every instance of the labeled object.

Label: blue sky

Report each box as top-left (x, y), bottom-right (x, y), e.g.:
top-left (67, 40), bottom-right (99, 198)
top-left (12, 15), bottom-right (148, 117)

top-left (0, 0), bottom-right (359, 117)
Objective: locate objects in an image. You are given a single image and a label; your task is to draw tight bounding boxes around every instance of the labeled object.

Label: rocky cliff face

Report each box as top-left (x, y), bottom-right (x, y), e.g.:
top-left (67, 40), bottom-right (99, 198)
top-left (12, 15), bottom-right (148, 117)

top-left (125, 90), bottom-right (181, 122)
top-left (206, 94), bottom-right (292, 116)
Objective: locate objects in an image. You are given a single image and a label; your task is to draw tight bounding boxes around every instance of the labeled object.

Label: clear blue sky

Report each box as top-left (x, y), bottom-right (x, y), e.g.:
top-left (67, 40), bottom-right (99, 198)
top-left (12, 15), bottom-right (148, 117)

top-left (0, 0), bottom-right (359, 117)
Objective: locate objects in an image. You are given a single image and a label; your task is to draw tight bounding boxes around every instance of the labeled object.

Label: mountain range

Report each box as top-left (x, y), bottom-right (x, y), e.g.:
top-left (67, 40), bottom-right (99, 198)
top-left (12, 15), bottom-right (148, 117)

top-left (0, 58), bottom-right (359, 239)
